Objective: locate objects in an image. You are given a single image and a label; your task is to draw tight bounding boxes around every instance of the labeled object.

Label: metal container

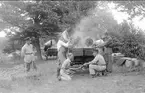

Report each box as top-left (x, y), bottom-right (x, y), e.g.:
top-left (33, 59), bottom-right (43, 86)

top-left (69, 48), bottom-right (84, 56)
top-left (45, 48), bottom-right (94, 65)
top-left (46, 48), bottom-right (57, 56)
top-left (84, 48), bottom-right (93, 56)
top-left (69, 48), bottom-right (94, 65)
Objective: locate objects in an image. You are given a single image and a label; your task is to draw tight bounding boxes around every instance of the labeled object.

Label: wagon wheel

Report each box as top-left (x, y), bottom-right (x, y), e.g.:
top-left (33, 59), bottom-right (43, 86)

top-left (85, 38), bottom-right (94, 47)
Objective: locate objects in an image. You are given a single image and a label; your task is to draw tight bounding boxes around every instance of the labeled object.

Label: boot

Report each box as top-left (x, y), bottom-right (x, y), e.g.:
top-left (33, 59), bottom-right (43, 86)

top-left (91, 74), bottom-right (96, 78)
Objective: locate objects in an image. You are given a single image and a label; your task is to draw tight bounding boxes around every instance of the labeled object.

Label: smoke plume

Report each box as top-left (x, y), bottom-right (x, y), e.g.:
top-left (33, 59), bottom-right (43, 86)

top-left (72, 11), bottom-right (105, 47)
top-left (71, 5), bottom-right (117, 48)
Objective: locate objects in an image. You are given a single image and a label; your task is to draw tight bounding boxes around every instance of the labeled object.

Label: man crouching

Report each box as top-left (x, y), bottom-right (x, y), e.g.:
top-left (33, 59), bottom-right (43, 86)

top-left (83, 49), bottom-right (106, 78)
top-left (60, 53), bottom-right (74, 81)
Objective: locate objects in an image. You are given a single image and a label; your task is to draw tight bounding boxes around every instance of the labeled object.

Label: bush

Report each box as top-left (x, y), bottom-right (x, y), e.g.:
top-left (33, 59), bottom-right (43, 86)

top-left (0, 50), bottom-right (21, 64)
top-left (0, 52), bottom-right (11, 63)
top-left (109, 22), bottom-right (145, 61)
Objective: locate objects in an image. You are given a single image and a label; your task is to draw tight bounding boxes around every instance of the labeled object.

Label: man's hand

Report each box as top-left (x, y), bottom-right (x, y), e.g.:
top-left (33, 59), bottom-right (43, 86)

top-left (33, 51), bottom-right (37, 55)
top-left (21, 54), bottom-right (24, 59)
top-left (68, 44), bottom-right (73, 48)
top-left (83, 63), bottom-right (87, 66)
top-left (83, 63), bottom-right (89, 66)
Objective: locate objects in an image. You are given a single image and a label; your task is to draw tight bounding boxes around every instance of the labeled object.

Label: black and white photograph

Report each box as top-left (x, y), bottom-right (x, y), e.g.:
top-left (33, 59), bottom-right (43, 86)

top-left (0, 0), bottom-right (145, 93)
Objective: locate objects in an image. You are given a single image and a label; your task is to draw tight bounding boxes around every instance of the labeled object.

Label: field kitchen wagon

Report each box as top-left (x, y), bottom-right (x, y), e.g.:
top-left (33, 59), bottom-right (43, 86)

top-left (45, 48), bottom-right (94, 65)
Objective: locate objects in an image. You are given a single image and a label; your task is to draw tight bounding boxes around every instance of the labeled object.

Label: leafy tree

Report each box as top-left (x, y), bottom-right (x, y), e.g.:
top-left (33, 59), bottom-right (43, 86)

top-left (0, 1), bottom-right (61, 59)
top-left (108, 21), bottom-right (145, 60)
top-left (0, 1), bottom-right (96, 60)
top-left (52, 1), bottom-right (97, 30)
top-left (113, 1), bottom-right (145, 20)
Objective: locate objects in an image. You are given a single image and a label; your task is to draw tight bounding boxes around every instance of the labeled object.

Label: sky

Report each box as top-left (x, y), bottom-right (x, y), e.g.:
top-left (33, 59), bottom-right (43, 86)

top-left (108, 5), bottom-right (129, 24)
top-left (108, 2), bottom-right (145, 30)
top-left (0, 31), bottom-right (6, 37)
top-left (0, 2), bottom-right (144, 37)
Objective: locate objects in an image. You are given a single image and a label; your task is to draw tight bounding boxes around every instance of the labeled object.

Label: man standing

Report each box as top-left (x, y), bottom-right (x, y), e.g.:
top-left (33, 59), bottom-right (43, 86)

top-left (57, 27), bottom-right (74, 81)
top-left (21, 37), bottom-right (37, 72)
top-left (102, 32), bottom-right (113, 73)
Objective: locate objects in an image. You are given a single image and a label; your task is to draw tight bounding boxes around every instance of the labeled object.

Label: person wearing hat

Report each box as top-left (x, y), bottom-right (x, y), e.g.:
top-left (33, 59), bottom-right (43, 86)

top-left (59, 53), bottom-right (74, 81)
top-left (94, 34), bottom-right (105, 55)
top-left (56, 27), bottom-right (74, 81)
top-left (83, 49), bottom-right (106, 78)
top-left (21, 37), bottom-right (37, 72)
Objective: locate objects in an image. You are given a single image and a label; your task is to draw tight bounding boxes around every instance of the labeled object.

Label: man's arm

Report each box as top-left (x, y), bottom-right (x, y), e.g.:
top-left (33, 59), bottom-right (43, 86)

top-left (21, 46), bottom-right (26, 57)
top-left (59, 40), bottom-right (70, 47)
top-left (32, 45), bottom-right (37, 54)
top-left (89, 56), bottom-right (99, 64)
top-left (62, 30), bottom-right (69, 41)
top-left (84, 56), bottom-right (99, 65)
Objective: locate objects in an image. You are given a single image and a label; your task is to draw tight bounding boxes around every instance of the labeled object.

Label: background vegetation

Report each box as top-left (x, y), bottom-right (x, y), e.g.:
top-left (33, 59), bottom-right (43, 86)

top-left (0, 0), bottom-right (145, 61)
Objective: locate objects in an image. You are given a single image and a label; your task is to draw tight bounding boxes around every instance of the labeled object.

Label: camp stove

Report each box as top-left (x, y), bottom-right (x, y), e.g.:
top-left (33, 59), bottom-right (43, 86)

top-left (69, 48), bottom-right (94, 65)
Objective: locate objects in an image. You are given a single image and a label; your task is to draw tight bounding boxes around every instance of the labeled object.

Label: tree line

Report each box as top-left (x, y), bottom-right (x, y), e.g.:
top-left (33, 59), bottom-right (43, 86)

top-left (0, 1), bottom-right (145, 61)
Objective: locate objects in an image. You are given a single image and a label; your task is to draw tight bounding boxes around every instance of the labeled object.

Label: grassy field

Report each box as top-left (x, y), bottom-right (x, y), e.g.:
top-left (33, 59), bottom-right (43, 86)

top-left (0, 60), bottom-right (145, 93)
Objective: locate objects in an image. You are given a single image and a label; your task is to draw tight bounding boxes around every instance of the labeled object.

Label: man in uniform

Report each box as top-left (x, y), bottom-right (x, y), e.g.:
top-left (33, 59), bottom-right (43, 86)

top-left (84, 49), bottom-right (106, 78)
top-left (102, 32), bottom-right (113, 73)
top-left (57, 27), bottom-right (74, 81)
top-left (21, 37), bottom-right (37, 72)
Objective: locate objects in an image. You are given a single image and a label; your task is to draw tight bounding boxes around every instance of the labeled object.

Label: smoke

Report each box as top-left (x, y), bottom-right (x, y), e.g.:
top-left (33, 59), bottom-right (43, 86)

top-left (71, 4), bottom-right (117, 48)
top-left (72, 10), bottom-right (106, 47)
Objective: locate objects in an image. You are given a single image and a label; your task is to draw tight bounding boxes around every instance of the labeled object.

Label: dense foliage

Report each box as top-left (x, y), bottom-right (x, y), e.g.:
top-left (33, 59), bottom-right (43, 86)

top-left (0, 1), bottom-right (145, 61)
top-left (0, 1), bottom-right (96, 59)
top-left (109, 22), bottom-right (145, 60)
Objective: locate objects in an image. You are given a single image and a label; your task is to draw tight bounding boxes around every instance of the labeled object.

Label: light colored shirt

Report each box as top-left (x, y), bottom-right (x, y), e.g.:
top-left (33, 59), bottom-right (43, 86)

top-left (61, 58), bottom-right (71, 69)
top-left (90, 54), bottom-right (106, 65)
top-left (57, 40), bottom-right (69, 51)
top-left (62, 30), bottom-right (69, 41)
top-left (21, 43), bottom-right (34, 56)
top-left (57, 29), bottom-right (71, 51)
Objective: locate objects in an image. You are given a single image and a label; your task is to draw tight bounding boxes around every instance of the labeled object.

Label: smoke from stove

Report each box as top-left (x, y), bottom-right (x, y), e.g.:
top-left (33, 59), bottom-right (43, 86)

top-left (71, 6), bottom-right (117, 48)
top-left (71, 10), bottom-right (105, 47)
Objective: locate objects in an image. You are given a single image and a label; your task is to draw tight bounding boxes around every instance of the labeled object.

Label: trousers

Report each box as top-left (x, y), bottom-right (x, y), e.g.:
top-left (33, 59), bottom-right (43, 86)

top-left (89, 64), bottom-right (106, 75)
top-left (103, 53), bottom-right (112, 72)
top-left (60, 69), bottom-right (71, 81)
top-left (25, 61), bottom-right (37, 72)
top-left (24, 54), bottom-right (37, 72)
top-left (103, 47), bottom-right (113, 72)
top-left (57, 47), bottom-right (68, 78)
